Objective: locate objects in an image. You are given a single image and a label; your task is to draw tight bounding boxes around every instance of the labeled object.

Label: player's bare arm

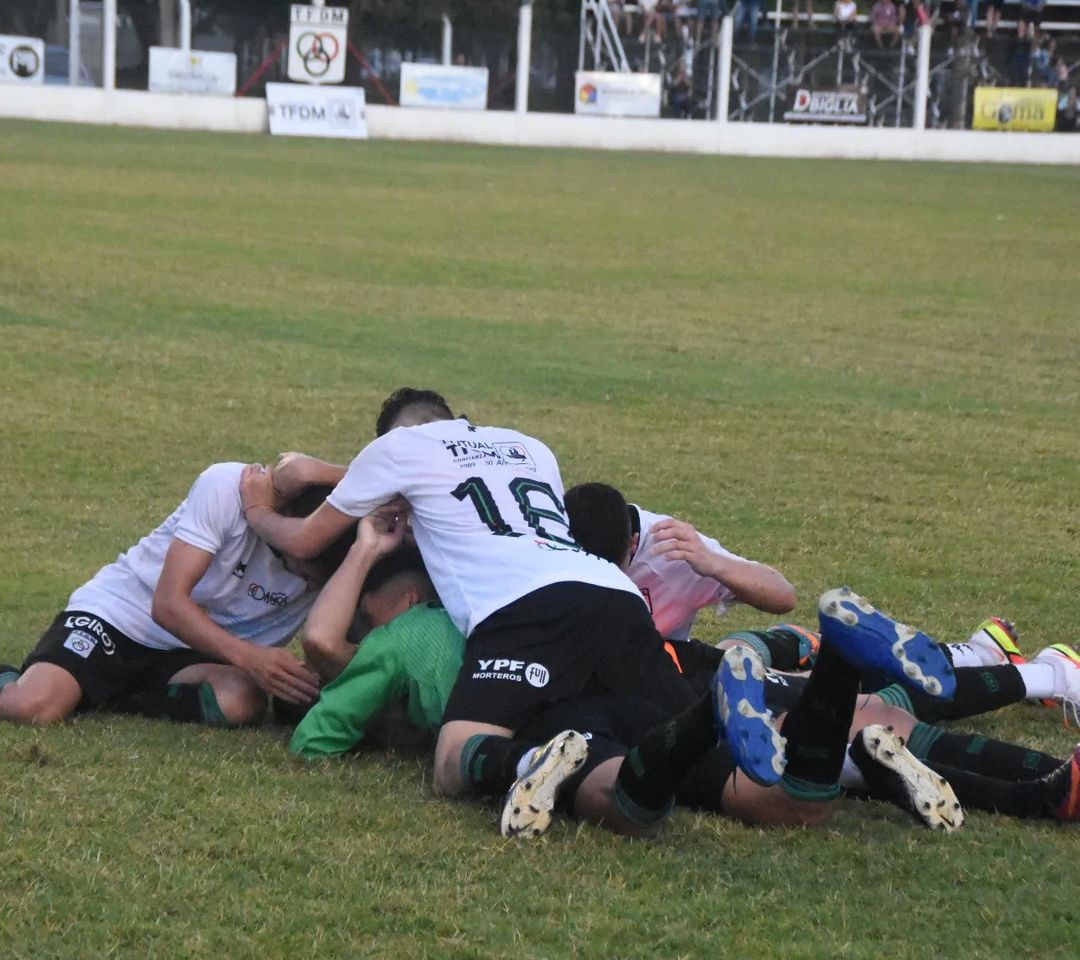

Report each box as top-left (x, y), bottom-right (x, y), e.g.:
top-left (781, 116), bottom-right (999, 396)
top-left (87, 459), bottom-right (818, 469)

top-left (241, 464), bottom-right (355, 559)
top-left (303, 500), bottom-right (411, 681)
top-left (649, 517), bottom-right (796, 614)
top-left (153, 539), bottom-right (321, 704)
top-left (271, 452), bottom-right (347, 501)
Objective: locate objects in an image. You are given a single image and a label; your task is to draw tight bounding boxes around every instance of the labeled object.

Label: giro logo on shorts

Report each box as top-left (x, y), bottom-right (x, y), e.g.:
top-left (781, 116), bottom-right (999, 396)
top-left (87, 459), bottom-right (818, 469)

top-left (63, 615), bottom-right (115, 655)
top-left (472, 659), bottom-right (550, 685)
top-left (248, 583), bottom-right (289, 606)
top-left (63, 630), bottom-right (98, 659)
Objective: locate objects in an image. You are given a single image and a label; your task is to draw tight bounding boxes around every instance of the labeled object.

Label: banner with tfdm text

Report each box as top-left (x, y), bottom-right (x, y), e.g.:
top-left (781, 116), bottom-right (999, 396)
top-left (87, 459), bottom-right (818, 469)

top-left (266, 82), bottom-right (368, 139)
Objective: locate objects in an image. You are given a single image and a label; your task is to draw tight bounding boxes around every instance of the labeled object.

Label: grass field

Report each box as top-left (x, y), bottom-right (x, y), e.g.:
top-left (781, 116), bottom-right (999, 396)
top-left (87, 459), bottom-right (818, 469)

top-left (1, 119), bottom-right (1079, 960)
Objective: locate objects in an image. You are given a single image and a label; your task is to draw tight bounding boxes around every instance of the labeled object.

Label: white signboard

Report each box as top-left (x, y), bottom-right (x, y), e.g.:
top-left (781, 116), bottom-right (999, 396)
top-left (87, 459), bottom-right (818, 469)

top-left (400, 63), bottom-right (488, 111)
top-left (574, 71), bottom-right (661, 118)
top-left (288, 4), bottom-right (349, 85)
top-left (266, 83), bottom-right (368, 139)
top-left (149, 47), bottom-right (237, 96)
top-left (0, 35), bottom-right (45, 86)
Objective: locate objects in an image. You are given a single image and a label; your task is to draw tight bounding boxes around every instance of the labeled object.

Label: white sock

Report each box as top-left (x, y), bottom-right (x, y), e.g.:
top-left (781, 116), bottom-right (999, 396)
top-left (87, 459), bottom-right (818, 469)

top-left (838, 748), bottom-right (866, 789)
top-left (1017, 662), bottom-right (1057, 700)
top-left (945, 643), bottom-right (990, 669)
top-left (515, 747), bottom-right (539, 779)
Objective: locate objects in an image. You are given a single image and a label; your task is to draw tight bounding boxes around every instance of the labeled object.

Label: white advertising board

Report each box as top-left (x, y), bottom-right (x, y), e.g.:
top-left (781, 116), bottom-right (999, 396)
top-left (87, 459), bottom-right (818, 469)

top-left (266, 83), bottom-right (368, 139)
top-left (574, 71), bottom-right (661, 118)
top-left (288, 4), bottom-right (349, 85)
top-left (400, 63), bottom-right (488, 111)
top-left (0, 35), bottom-right (45, 85)
top-left (148, 47), bottom-right (237, 96)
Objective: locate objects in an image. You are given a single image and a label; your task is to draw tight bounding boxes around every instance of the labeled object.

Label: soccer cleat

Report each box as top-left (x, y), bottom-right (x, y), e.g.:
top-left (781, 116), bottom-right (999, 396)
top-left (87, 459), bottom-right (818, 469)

top-left (849, 724), bottom-right (965, 832)
top-left (1047, 744), bottom-right (1080, 822)
top-left (818, 587), bottom-right (956, 700)
top-left (712, 643), bottom-right (786, 786)
top-left (768, 623), bottom-right (821, 670)
top-left (967, 617), bottom-right (1026, 667)
top-left (1031, 644), bottom-right (1080, 727)
top-left (500, 730), bottom-right (589, 840)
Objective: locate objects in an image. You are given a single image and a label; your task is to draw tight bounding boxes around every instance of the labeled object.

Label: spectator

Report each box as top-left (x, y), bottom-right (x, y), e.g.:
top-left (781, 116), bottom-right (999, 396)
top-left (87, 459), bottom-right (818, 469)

top-left (902, 0), bottom-right (931, 52)
top-left (734, 0), bottom-right (763, 41)
top-left (1017, 0), bottom-right (1044, 41)
top-left (985, 0), bottom-right (1003, 37)
top-left (871, 0), bottom-right (901, 46)
top-left (948, 0), bottom-right (970, 40)
top-left (669, 61), bottom-right (692, 117)
top-left (794, 0), bottom-right (815, 28)
top-left (834, 0), bottom-right (858, 42)
top-left (1057, 87), bottom-right (1079, 132)
top-left (696, 0), bottom-right (724, 48)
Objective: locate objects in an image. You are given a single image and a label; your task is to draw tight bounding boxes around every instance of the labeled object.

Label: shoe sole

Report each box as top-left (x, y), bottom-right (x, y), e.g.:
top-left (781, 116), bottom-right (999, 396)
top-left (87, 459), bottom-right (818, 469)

top-left (819, 587), bottom-right (954, 699)
top-left (860, 724), bottom-right (964, 832)
top-left (715, 644), bottom-right (786, 786)
top-left (500, 730), bottom-right (589, 839)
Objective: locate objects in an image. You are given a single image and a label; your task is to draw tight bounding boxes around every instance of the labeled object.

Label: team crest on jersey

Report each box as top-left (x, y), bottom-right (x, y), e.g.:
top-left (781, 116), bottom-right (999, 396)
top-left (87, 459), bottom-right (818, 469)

top-left (493, 442), bottom-right (534, 468)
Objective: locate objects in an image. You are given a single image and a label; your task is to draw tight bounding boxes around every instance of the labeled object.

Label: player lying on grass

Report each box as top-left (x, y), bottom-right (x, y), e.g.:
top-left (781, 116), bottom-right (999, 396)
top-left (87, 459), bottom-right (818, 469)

top-left (287, 548), bottom-right (1080, 835)
top-left (564, 481), bottom-right (1080, 726)
top-left (0, 463), bottom-right (353, 727)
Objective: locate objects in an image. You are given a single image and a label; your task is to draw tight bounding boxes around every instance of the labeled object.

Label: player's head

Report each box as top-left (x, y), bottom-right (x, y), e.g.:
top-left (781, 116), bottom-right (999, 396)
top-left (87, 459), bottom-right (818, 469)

top-left (357, 544), bottom-right (436, 635)
top-left (564, 482), bottom-right (636, 571)
top-left (375, 388), bottom-right (454, 437)
top-left (277, 484), bottom-right (357, 585)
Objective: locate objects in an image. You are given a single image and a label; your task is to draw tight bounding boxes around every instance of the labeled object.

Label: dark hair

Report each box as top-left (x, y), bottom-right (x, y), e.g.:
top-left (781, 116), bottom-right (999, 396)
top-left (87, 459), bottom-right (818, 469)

top-left (280, 484), bottom-right (357, 583)
top-left (375, 388), bottom-right (454, 437)
top-left (563, 482), bottom-right (632, 565)
top-left (363, 544), bottom-right (435, 599)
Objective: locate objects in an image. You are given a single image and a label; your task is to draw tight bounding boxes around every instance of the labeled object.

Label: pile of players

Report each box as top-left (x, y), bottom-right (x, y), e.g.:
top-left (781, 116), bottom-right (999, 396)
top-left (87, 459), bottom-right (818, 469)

top-left (3, 387), bottom-right (1080, 839)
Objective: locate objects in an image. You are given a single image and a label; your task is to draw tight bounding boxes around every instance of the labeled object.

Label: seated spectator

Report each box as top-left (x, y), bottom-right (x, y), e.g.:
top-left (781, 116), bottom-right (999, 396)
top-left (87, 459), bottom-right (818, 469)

top-left (734, 0), bottom-right (763, 41)
top-left (835, 0), bottom-right (858, 40)
top-left (794, 0), bottom-right (815, 28)
top-left (985, 0), bottom-right (1003, 37)
top-left (669, 60), bottom-right (692, 118)
top-left (1018, 0), bottom-right (1043, 41)
top-left (871, 0), bottom-right (901, 47)
top-left (696, 0), bottom-right (724, 48)
top-left (948, 0), bottom-right (970, 40)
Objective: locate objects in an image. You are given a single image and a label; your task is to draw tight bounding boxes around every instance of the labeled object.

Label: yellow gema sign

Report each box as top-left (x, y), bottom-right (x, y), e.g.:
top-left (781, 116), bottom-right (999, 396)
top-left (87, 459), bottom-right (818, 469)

top-left (974, 87), bottom-right (1057, 132)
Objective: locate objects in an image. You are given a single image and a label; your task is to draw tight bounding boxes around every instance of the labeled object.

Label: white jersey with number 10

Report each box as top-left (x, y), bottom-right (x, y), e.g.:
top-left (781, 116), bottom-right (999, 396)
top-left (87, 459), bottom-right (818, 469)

top-left (327, 420), bottom-right (641, 636)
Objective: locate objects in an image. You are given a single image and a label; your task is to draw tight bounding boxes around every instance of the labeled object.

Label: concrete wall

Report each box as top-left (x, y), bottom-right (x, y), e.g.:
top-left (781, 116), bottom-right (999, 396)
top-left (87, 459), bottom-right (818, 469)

top-left (2, 84), bottom-right (1078, 165)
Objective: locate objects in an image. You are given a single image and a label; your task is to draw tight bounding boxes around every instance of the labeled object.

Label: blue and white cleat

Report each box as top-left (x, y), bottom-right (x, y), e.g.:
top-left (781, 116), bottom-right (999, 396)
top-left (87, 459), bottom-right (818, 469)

top-left (818, 587), bottom-right (956, 700)
top-left (712, 644), bottom-right (787, 785)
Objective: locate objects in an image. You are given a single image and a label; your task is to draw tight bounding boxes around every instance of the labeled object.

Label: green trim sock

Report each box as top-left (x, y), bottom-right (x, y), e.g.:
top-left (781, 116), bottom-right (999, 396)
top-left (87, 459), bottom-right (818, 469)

top-left (927, 759), bottom-right (1073, 819)
top-left (459, 734), bottom-right (538, 796)
top-left (0, 666), bottom-right (20, 692)
top-left (723, 631), bottom-right (775, 668)
top-left (907, 722), bottom-right (1061, 780)
top-left (884, 666), bottom-right (1027, 724)
top-left (780, 641), bottom-right (860, 793)
top-left (613, 692), bottom-right (717, 822)
top-left (781, 772), bottom-right (841, 802)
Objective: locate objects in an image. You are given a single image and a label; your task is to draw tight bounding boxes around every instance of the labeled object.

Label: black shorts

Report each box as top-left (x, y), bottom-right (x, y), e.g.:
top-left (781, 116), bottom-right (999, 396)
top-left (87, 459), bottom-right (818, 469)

top-left (22, 610), bottom-right (223, 711)
top-left (442, 582), bottom-right (697, 731)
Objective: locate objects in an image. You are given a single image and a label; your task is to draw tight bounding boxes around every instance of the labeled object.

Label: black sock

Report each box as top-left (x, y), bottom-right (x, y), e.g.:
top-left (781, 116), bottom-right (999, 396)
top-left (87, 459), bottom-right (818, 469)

top-left (780, 641), bottom-right (859, 801)
top-left (613, 692), bottom-right (717, 825)
top-left (876, 665), bottom-right (1027, 723)
top-left (114, 682), bottom-right (230, 727)
top-left (673, 746), bottom-right (731, 813)
top-left (460, 735), bottom-right (538, 796)
top-left (928, 759), bottom-right (1073, 819)
top-left (906, 722), bottom-right (1061, 779)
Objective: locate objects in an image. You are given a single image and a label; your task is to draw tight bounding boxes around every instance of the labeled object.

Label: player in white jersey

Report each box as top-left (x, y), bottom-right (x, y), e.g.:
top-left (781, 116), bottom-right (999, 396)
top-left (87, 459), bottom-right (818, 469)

top-left (241, 388), bottom-right (794, 835)
top-left (0, 463), bottom-right (350, 727)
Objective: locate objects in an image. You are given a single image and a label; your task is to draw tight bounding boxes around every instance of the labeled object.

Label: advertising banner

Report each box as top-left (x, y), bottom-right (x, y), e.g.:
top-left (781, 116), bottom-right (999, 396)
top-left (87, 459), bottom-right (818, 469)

top-left (266, 82), bottom-right (368, 139)
top-left (0, 35), bottom-right (45, 85)
top-left (400, 63), bottom-right (489, 111)
top-left (574, 71), bottom-right (661, 118)
top-left (288, 4), bottom-right (349, 85)
top-left (783, 88), bottom-right (867, 124)
top-left (148, 47), bottom-right (237, 96)
top-left (973, 87), bottom-right (1056, 132)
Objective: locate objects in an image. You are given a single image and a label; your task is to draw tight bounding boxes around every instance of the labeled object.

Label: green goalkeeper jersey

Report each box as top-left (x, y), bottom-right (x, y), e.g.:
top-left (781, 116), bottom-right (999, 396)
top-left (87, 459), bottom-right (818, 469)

top-left (290, 602), bottom-right (465, 760)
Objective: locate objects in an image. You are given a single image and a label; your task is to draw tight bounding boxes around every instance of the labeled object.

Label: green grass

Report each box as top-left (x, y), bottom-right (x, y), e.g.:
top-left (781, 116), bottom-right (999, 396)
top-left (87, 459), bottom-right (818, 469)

top-left (2, 119), bottom-right (1079, 959)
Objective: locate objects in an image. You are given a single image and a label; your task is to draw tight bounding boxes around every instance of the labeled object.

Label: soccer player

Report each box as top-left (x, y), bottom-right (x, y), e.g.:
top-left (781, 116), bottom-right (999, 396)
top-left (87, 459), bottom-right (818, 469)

top-left (0, 463), bottom-right (351, 728)
top-left (239, 387), bottom-right (802, 835)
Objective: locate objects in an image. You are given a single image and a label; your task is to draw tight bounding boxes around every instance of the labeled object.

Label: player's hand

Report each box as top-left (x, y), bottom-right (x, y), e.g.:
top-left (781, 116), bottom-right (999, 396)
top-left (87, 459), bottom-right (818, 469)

top-left (240, 463), bottom-right (280, 517)
top-left (241, 646), bottom-right (321, 705)
top-left (269, 452), bottom-right (315, 501)
top-left (355, 496), bottom-right (411, 559)
top-left (649, 518), bottom-right (717, 577)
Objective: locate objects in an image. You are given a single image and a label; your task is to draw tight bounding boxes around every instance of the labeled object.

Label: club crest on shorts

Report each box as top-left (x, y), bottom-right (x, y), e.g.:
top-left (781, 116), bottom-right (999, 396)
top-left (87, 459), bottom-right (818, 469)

top-left (63, 630), bottom-right (98, 659)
